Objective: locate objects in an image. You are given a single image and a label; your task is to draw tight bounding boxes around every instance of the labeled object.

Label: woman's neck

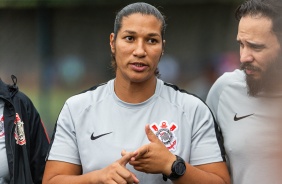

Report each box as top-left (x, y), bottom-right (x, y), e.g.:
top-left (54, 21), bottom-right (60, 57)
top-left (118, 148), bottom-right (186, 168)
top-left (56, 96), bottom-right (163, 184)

top-left (114, 77), bottom-right (157, 103)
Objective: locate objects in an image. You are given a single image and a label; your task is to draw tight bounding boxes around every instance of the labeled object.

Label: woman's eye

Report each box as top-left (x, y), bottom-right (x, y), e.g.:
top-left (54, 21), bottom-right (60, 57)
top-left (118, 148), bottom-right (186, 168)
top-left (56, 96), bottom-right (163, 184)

top-left (148, 39), bottom-right (158, 44)
top-left (125, 36), bottom-right (134, 41)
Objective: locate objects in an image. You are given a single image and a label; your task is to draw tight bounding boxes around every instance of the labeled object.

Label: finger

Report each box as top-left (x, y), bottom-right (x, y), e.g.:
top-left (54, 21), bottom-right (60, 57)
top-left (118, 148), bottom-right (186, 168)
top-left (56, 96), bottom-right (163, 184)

top-left (121, 150), bottom-right (138, 161)
top-left (112, 174), bottom-right (127, 184)
top-left (121, 149), bottom-right (128, 157)
top-left (135, 145), bottom-right (148, 158)
top-left (131, 172), bottom-right (140, 183)
top-left (145, 124), bottom-right (160, 143)
top-left (116, 167), bottom-right (140, 184)
top-left (118, 151), bottom-right (136, 166)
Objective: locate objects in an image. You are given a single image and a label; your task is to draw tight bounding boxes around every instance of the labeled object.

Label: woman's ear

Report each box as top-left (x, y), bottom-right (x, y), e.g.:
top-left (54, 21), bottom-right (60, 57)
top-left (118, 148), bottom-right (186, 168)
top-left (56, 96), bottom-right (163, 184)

top-left (162, 40), bottom-right (165, 55)
top-left (162, 40), bottom-right (166, 55)
top-left (110, 33), bottom-right (115, 53)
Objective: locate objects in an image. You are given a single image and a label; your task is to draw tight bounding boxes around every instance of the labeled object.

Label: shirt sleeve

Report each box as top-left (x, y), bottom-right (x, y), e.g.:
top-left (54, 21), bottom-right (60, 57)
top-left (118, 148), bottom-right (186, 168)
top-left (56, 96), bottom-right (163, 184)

top-left (47, 102), bottom-right (81, 165)
top-left (189, 99), bottom-right (224, 165)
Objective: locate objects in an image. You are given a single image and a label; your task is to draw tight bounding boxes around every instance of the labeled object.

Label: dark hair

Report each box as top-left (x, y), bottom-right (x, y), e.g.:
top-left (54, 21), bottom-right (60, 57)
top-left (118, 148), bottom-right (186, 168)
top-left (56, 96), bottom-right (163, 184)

top-left (111, 2), bottom-right (166, 77)
top-left (235, 0), bottom-right (282, 44)
top-left (114, 2), bottom-right (166, 40)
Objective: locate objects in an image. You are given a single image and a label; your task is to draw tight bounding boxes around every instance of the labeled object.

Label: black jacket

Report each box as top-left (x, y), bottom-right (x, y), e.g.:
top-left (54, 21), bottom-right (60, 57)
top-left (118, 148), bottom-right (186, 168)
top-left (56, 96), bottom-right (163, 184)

top-left (0, 76), bottom-right (49, 184)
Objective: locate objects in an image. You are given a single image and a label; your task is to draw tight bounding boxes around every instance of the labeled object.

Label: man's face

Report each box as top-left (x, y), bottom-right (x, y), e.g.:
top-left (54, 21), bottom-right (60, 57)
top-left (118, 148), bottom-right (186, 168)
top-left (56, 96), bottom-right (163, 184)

top-left (237, 15), bottom-right (281, 96)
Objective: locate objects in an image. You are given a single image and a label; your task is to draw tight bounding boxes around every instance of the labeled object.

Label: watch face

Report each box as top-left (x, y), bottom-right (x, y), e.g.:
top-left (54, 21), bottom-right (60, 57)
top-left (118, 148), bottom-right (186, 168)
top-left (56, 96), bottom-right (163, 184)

top-left (175, 162), bottom-right (186, 175)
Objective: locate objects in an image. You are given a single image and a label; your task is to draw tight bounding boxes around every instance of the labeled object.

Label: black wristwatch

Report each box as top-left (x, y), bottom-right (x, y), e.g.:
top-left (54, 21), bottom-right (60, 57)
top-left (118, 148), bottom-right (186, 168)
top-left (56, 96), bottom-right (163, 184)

top-left (163, 155), bottom-right (186, 181)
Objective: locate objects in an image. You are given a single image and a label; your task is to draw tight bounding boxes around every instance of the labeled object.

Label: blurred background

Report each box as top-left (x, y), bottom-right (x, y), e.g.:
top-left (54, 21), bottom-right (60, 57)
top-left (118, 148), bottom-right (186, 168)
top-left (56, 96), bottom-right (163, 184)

top-left (0, 0), bottom-right (242, 137)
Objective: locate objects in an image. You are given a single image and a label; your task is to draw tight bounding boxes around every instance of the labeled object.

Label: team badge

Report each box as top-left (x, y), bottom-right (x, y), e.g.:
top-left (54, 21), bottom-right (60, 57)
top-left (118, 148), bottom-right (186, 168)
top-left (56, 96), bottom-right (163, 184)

top-left (150, 121), bottom-right (178, 151)
top-left (14, 113), bottom-right (26, 145)
top-left (0, 115), bottom-right (4, 138)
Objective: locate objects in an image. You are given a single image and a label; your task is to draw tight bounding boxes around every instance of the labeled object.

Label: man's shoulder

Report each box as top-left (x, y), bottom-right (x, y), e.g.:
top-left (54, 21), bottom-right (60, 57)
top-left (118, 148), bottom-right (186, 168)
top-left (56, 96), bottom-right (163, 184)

top-left (206, 69), bottom-right (245, 106)
top-left (210, 69), bottom-right (244, 91)
top-left (3, 83), bottom-right (31, 104)
top-left (217, 69), bottom-right (244, 84)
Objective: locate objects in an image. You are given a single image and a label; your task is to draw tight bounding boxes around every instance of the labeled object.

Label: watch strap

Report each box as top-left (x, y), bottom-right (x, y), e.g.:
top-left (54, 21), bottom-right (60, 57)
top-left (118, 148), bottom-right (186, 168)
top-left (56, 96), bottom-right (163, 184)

top-left (162, 155), bottom-right (186, 181)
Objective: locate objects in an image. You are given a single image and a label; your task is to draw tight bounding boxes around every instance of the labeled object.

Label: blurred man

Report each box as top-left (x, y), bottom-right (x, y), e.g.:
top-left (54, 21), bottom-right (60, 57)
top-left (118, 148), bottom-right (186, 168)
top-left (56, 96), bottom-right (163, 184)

top-left (0, 75), bottom-right (49, 184)
top-left (206, 0), bottom-right (282, 183)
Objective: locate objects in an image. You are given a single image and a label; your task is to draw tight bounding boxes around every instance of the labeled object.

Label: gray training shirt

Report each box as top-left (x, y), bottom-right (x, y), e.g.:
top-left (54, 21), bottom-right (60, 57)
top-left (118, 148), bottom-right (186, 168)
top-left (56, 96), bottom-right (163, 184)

top-left (48, 78), bottom-right (224, 184)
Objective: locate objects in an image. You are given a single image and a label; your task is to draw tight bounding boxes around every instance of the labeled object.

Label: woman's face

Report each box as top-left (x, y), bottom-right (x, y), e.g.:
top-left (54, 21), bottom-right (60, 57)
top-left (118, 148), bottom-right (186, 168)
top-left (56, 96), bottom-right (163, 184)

top-left (110, 13), bottom-right (164, 84)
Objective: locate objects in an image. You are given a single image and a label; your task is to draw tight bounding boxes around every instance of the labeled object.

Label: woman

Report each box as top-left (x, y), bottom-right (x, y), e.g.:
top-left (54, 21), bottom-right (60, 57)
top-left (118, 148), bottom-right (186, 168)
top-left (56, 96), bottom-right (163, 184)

top-left (43, 2), bottom-right (230, 184)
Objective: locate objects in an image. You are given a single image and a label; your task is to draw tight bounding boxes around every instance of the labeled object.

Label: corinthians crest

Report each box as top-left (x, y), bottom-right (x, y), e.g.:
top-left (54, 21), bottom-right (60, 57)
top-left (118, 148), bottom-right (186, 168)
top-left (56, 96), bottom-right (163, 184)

top-left (150, 121), bottom-right (178, 151)
top-left (14, 113), bottom-right (26, 145)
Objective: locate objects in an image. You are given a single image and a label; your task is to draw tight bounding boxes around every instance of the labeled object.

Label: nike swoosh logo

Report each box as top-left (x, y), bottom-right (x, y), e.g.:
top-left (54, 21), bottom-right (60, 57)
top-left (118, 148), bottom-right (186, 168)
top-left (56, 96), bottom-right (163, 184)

top-left (90, 132), bottom-right (112, 140)
top-left (234, 113), bottom-right (254, 121)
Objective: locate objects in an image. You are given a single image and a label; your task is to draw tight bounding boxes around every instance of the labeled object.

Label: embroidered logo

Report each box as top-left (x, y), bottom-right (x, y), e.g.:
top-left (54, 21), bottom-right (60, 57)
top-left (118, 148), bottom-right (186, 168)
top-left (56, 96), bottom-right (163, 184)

top-left (14, 113), bottom-right (26, 145)
top-left (150, 121), bottom-right (178, 151)
top-left (90, 132), bottom-right (112, 140)
top-left (234, 113), bottom-right (254, 121)
top-left (0, 115), bottom-right (4, 138)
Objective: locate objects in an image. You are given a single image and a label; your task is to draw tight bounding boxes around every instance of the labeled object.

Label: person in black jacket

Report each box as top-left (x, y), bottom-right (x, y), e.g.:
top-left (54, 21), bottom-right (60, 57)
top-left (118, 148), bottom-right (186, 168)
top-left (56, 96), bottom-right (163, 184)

top-left (0, 75), bottom-right (50, 184)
